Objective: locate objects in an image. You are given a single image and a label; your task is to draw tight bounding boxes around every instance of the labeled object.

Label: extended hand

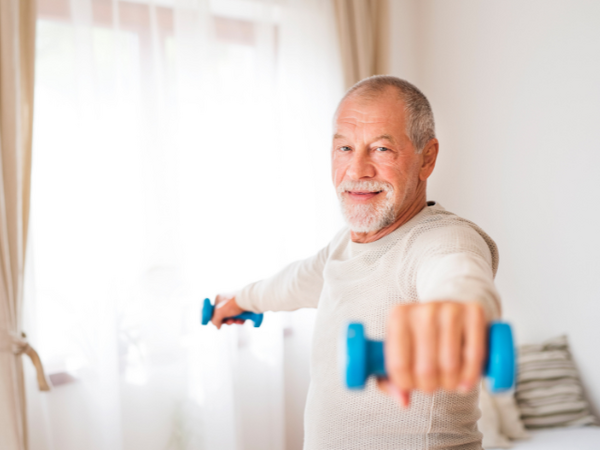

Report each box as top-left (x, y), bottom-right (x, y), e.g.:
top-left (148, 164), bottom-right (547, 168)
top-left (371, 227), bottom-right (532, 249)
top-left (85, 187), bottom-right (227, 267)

top-left (378, 301), bottom-right (486, 408)
top-left (212, 294), bottom-right (246, 329)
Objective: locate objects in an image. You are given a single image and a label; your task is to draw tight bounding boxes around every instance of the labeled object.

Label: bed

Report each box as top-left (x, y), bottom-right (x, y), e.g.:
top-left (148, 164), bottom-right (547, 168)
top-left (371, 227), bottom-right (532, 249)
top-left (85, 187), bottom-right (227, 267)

top-left (489, 427), bottom-right (600, 450)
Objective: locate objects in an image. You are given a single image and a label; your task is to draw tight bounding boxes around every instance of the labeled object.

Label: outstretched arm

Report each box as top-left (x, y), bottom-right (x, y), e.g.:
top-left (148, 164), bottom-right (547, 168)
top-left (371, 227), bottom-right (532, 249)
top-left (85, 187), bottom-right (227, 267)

top-left (379, 226), bottom-right (500, 406)
top-left (211, 244), bottom-right (329, 328)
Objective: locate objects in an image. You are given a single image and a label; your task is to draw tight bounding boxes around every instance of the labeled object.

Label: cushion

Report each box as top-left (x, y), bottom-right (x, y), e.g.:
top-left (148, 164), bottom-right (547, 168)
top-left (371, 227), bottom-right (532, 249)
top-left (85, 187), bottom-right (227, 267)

top-left (478, 385), bottom-right (513, 448)
top-left (495, 393), bottom-right (530, 440)
top-left (515, 335), bottom-right (598, 429)
top-left (478, 384), bottom-right (529, 449)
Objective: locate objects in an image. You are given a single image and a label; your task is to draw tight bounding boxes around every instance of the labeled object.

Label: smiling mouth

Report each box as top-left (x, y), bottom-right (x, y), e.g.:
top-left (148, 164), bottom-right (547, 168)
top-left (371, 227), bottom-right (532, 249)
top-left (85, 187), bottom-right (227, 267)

top-left (345, 190), bottom-right (383, 200)
top-left (337, 180), bottom-right (393, 201)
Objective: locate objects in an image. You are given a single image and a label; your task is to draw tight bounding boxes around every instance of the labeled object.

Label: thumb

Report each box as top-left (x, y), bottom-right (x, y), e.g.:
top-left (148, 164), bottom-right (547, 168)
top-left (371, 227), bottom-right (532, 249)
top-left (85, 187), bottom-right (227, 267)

top-left (212, 297), bottom-right (231, 329)
top-left (378, 379), bottom-right (411, 408)
top-left (215, 297), bottom-right (231, 309)
top-left (392, 385), bottom-right (411, 409)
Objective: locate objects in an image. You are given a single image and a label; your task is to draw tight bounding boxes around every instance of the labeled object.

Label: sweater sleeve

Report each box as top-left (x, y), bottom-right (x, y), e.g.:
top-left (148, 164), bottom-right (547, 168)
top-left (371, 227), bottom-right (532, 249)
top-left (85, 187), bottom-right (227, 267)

top-left (414, 225), bottom-right (501, 321)
top-left (235, 244), bottom-right (329, 313)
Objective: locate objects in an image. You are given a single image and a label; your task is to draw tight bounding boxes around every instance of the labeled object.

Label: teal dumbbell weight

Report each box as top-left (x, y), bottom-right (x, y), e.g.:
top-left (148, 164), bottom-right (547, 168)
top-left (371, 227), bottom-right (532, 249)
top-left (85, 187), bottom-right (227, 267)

top-left (344, 321), bottom-right (515, 393)
top-left (201, 298), bottom-right (264, 328)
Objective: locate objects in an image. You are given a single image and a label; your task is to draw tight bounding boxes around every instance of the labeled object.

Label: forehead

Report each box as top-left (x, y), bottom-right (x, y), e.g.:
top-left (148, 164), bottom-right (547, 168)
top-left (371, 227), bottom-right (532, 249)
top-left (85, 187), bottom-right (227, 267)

top-left (334, 89), bottom-right (407, 134)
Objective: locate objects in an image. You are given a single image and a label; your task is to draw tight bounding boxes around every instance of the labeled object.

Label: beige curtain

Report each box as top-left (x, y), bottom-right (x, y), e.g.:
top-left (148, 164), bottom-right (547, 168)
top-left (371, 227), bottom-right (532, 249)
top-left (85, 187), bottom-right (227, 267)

top-left (333, 0), bottom-right (390, 89)
top-left (0, 1), bottom-right (49, 450)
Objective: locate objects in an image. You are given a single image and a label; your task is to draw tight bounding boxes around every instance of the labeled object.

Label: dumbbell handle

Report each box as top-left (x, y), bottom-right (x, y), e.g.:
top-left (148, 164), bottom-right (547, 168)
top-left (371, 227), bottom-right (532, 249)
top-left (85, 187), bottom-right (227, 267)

top-left (201, 298), bottom-right (264, 328)
top-left (345, 321), bottom-right (515, 393)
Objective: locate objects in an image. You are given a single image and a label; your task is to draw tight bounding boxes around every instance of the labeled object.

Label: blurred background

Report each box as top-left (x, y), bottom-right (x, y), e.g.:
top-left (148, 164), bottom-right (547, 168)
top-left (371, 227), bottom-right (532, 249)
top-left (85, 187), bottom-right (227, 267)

top-left (1, 0), bottom-right (599, 449)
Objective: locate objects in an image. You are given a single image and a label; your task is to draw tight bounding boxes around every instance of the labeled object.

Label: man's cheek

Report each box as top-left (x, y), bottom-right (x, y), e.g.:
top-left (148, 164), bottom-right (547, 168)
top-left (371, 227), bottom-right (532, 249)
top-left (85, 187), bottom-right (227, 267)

top-left (332, 167), bottom-right (344, 186)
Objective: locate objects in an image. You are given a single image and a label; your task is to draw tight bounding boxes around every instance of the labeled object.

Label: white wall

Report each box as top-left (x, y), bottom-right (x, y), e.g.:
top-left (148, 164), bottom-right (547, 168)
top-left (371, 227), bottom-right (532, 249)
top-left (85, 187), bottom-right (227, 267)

top-left (389, 0), bottom-right (600, 413)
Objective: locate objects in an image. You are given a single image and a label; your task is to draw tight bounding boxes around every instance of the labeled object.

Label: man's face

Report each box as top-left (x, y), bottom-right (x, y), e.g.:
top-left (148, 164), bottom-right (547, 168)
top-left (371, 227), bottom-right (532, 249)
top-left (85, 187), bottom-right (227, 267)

top-left (332, 90), bottom-right (424, 233)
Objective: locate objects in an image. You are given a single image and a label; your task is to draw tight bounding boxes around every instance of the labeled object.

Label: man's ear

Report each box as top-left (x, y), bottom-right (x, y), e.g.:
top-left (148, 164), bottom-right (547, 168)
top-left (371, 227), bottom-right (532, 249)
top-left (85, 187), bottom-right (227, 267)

top-left (419, 139), bottom-right (439, 181)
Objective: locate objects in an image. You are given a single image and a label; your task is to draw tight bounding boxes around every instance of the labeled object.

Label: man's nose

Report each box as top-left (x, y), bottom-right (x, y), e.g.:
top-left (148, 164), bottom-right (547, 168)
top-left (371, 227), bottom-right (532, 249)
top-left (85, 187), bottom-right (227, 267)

top-left (346, 150), bottom-right (375, 180)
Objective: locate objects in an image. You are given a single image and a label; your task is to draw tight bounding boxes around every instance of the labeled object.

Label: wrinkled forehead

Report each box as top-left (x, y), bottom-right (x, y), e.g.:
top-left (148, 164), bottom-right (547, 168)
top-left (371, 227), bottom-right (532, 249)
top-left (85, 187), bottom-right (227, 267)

top-left (333, 89), bottom-right (407, 134)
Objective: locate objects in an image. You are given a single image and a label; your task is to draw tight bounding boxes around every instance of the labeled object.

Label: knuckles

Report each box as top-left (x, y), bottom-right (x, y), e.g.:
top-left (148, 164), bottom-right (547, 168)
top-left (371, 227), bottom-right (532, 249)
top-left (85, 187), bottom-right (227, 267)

top-left (465, 302), bottom-right (485, 321)
top-left (414, 365), bottom-right (438, 384)
top-left (389, 304), bottom-right (410, 323)
top-left (384, 300), bottom-right (485, 397)
top-left (387, 360), bottom-right (412, 380)
top-left (439, 358), bottom-right (460, 375)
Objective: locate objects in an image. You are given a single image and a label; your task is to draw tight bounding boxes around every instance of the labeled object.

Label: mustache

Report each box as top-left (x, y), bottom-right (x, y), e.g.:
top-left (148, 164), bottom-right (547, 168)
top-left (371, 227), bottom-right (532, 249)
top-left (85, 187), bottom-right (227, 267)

top-left (336, 180), bottom-right (394, 195)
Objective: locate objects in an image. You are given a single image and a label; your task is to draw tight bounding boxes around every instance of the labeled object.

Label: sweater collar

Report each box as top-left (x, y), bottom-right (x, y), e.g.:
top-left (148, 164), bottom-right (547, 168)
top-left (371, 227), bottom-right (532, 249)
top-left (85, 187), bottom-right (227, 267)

top-left (348, 201), bottom-right (441, 255)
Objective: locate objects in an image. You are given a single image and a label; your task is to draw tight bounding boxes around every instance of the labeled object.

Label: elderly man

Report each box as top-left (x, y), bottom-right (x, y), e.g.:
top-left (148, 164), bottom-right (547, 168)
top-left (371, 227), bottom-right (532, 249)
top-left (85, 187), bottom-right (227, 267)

top-left (213, 76), bottom-right (500, 450)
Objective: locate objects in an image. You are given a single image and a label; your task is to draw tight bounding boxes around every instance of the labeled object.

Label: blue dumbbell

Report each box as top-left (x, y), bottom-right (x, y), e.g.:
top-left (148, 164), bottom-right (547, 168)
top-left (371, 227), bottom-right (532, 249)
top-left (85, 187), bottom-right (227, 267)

top-left (344, 321), bottom-right (515, 393)
top-left (201, 298), bottom-right (264, 328)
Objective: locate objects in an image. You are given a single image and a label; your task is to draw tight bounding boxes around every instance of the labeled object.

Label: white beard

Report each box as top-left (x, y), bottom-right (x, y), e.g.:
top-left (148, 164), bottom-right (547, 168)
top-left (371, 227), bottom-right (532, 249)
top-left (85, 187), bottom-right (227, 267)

top-left (336, 180), bottom-right (396, 233)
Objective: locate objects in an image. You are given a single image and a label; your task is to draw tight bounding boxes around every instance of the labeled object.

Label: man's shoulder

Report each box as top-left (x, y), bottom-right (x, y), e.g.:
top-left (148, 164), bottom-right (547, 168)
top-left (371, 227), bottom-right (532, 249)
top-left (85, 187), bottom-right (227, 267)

top-left (411, 202), bottom-right (491, 236)
top-left (330, 226), bottom-right (351, 244)
top-left (323, 226), bottom-right (351, 254)
top-left (413, 202), bottom-right (481, 229)
top-left (407, 202), bottom-right (499, 274)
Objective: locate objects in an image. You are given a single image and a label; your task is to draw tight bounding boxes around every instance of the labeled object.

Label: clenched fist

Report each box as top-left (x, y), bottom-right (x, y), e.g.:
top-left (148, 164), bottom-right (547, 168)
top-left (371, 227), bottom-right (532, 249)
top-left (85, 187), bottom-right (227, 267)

top-left (378, 301), bottom-right (487, 407)
top-left (211, 293), bottom-right (246, 329)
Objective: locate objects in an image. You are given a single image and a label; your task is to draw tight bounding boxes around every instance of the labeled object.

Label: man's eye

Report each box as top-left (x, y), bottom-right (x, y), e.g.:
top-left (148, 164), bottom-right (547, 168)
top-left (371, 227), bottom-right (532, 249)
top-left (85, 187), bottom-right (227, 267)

top-left (340, 146), bottom-right (352, 152)
top-left (375, 147), bottom-right (389, 152)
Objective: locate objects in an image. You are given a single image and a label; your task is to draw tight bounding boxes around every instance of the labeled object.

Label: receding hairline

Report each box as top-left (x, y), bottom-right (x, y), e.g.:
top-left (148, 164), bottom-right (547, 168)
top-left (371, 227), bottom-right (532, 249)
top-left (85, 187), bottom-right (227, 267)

top-left (334, 84), bottom-right (407, 119)
top-left (346, 83), bottom-right (405, 103)
top-left (334, 75), bottom-right (436, 153)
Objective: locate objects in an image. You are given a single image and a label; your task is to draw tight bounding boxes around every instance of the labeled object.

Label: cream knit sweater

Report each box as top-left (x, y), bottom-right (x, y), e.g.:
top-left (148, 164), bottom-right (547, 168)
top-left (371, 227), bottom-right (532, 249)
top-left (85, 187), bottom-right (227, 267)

top-left (236, 202), bottom-right (500, 450)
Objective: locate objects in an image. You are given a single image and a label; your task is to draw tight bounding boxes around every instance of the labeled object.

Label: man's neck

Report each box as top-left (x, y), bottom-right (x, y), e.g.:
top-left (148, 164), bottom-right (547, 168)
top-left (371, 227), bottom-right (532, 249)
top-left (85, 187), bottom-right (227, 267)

top-left (350, 194), bottom-right (428, 244)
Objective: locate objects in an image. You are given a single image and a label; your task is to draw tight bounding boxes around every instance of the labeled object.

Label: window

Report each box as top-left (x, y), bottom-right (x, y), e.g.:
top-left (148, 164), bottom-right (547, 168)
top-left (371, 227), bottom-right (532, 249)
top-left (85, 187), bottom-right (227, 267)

top-left (27, 1), bottom-right (343, 449)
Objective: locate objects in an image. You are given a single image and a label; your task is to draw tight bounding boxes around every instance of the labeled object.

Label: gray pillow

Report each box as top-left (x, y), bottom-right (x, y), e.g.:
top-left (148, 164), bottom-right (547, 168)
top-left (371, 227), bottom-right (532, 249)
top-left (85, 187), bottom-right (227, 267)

top-left (515, 335), bottom-right (598, 429)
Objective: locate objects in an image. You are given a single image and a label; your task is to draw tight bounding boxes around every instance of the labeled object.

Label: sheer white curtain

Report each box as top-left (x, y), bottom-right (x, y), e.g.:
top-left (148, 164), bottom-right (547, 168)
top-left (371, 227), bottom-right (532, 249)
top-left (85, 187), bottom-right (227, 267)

top-left (24, 1), bottom-right (343, 449)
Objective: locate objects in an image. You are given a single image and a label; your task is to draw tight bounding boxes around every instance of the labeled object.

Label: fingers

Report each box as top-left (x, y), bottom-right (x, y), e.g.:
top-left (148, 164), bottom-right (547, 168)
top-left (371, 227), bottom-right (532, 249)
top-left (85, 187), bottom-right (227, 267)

top-left (212, 295), bottom-right (246, 329)
top-left (438, 303), bottom-right (462, 391)
top-left (211, 297), bottom-right (228, 329)
top-left (223, 319), bottom-right (244, 325)
top-left (459, 303), bottom-right (486, 392)
top-left (396, 388), bottom-right (410, 408)
top-left (376, 377), bottom-right (388, 394)
top-left (385, 305), bottom-right (414, 393)
top-left (376, 378), bottom-right (411, 408)
top-left (412, 304), bottom-right (438, 393)
top-left (383, 301), bottom-right (487, 405)
top-left (212, 296), bottom-right (233, 329)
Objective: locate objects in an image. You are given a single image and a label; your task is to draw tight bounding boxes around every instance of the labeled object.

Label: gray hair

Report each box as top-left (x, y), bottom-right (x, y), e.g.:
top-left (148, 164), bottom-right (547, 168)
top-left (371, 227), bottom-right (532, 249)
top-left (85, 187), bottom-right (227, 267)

top-left (341, 75), bottom-right (436, 154)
